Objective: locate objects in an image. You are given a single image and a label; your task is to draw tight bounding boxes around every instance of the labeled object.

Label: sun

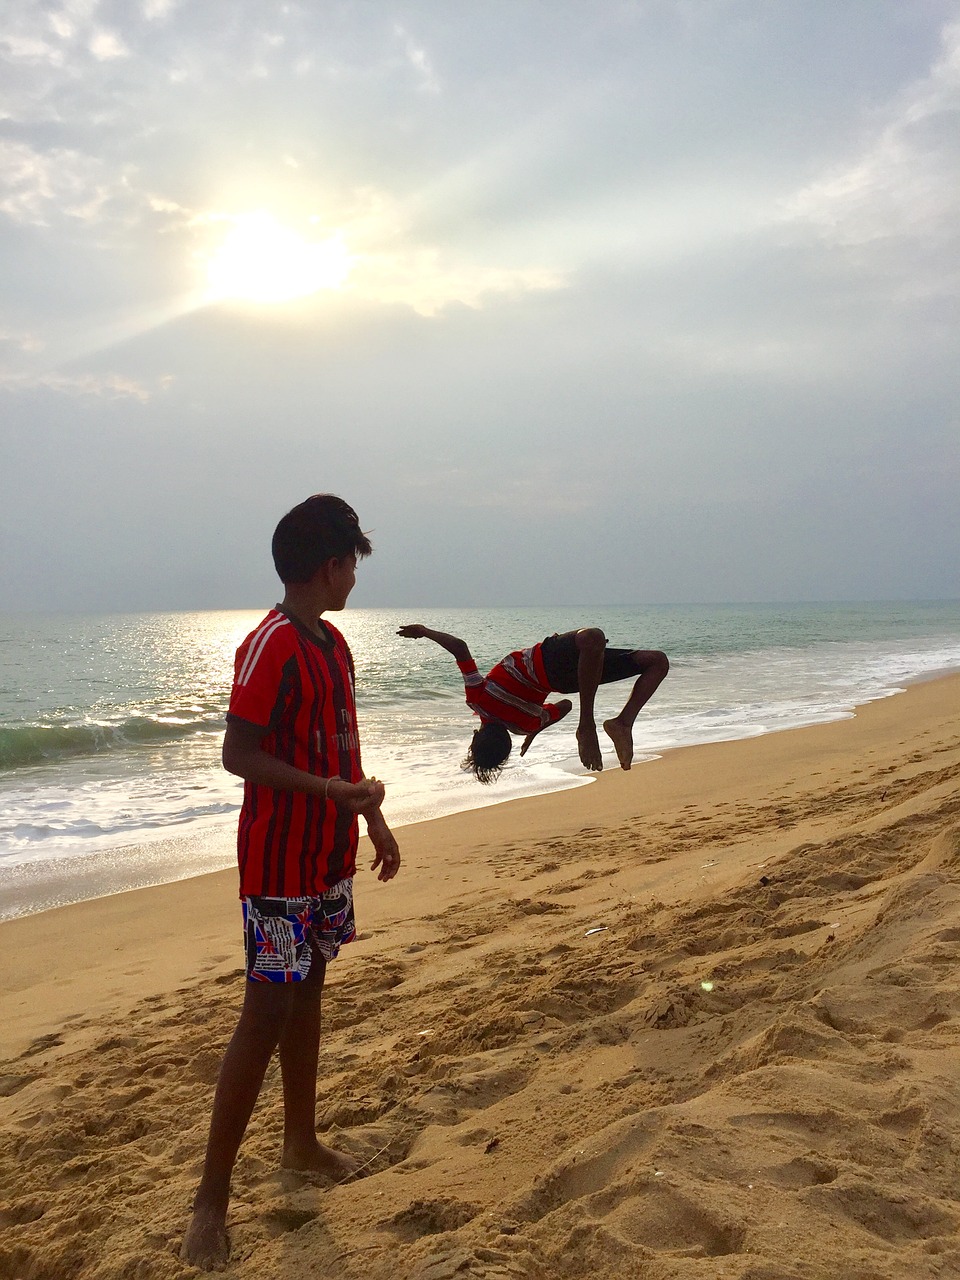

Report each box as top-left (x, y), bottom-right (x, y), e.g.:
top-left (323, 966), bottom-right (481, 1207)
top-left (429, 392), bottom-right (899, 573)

top-left (203, 212), bottom-right (353, 304)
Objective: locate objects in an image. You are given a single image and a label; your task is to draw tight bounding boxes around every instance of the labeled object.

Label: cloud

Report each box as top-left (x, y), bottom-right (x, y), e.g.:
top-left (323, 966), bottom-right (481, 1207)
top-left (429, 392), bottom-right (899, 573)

top-left (0, 327), bottom-right (44, 355)
top-left (0, 369), bottom-right (165, 400)
top-left (776, 19), bottom-right (960, 256)
top-left (394, 24), bottom-right (441, 95)
top-left (0, 139), bottom-right (122, 225)
top-left (0, 31), bottom-right (66, 66)
top-left (141, 0), bottom-right (178, 20)
top-left (346, 247), bottom-right (565, 316)
top-left (88, 30), bottom-right (130, 61)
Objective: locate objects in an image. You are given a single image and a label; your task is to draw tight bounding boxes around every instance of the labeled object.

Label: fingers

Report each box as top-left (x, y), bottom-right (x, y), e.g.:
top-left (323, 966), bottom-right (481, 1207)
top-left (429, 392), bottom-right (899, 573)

top-left (337, 776), bottom-right (386, 815)
top-left (370, 844), bottom-right (401, 881)
top-left (364, 778), bottom-right (386, 806)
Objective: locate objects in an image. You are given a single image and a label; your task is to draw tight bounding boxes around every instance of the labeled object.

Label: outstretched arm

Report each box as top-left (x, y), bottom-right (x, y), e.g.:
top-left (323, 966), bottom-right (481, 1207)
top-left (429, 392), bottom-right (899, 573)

top-left (396, 624), bottom-right (472, 664)
top-left (519, 699), bottom-right (573, 757)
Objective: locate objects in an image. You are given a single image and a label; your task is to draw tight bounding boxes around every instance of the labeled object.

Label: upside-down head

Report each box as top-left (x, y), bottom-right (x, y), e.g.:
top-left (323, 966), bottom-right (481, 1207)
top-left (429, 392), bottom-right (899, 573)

top-left (462, 720), bottom-right (512, 784)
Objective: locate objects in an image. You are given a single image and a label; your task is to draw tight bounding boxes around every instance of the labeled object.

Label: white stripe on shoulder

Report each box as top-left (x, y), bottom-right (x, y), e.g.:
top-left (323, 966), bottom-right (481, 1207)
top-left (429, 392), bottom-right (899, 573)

top-left (237, 616), bottom-right (290, 686)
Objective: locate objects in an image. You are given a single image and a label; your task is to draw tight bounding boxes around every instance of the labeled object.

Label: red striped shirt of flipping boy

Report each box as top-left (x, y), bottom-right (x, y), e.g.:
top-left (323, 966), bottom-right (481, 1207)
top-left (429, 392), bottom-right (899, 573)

top-left (456, 643), bottom-right (566, 736)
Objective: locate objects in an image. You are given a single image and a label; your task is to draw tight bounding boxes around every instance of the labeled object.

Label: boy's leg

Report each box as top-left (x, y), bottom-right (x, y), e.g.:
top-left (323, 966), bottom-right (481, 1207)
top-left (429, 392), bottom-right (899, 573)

top-left (180, 982), bottom-right (297, 1269)
top-left (279, 947), bottom-right (359, 1179)
top-left (574, 628), bottom-right (606, 771)
top-left (603, 650), bottom-right (670, 770)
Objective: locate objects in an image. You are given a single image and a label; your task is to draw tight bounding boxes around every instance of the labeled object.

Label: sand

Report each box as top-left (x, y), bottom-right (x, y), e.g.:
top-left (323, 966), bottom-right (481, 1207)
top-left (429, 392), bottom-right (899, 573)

top-left (2, 674), bottom-right (960, 1280)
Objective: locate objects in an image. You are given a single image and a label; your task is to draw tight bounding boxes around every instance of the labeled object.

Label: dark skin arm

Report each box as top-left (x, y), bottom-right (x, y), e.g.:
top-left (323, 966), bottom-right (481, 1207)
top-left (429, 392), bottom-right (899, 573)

top-left (519, 698), bottom-right (573, 756)
top-left (364, 808), bottom-right (401, 882)
top-left (396, 624), bottom-right (472, 664)
top-left (223, 720), bottom-right (384, 815)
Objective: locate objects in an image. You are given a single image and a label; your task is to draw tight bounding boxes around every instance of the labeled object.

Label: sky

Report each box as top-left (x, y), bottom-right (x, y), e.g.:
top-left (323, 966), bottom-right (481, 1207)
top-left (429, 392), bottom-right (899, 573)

top-left (1, 0), bottom-right (958, 611)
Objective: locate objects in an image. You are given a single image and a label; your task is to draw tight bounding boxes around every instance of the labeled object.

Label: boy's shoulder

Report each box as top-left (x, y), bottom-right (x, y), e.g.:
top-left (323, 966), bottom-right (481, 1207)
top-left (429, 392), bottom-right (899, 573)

top-left (234, 610), bottom-right (297, 689)
top-left (237, 608), bottom-right (294, 656)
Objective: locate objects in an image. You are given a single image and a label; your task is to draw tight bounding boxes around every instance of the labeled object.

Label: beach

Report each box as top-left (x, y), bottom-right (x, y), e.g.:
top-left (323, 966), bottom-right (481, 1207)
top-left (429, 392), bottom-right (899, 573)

top-left (2, 672), bottom-right (959, 1279)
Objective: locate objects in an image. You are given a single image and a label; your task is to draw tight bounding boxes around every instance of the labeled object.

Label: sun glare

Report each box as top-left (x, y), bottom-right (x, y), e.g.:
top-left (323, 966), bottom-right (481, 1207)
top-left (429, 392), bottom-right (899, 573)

top-left (204, 212), bottom-right (352, 304)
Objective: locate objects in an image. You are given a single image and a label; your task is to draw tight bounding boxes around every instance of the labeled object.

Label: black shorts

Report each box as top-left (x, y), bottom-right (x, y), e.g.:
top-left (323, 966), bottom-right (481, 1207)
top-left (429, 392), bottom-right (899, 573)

top-left (539, 632), bottom-right (641, 695)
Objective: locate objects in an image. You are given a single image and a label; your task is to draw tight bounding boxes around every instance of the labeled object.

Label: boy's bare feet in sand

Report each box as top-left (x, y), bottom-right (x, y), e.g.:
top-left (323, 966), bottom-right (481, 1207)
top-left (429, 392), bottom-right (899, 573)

top-left (281, 1138), bottom-right (360, 1182)
top-left (180, 1204), bottom-right (229, 1271)
top-left (180, 1143), bottom-right (358, 1269)
top-left (603, 718), bottom-right (634, 769)
top-left (576, 724), bottom-right (603, 771)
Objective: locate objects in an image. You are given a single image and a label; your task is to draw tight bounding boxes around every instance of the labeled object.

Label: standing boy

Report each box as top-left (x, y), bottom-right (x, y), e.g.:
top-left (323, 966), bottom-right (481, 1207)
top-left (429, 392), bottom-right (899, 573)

top-left (397, 624), bottom-right (668, 783)
top-left (182, 494), bottom-right (400, 1270)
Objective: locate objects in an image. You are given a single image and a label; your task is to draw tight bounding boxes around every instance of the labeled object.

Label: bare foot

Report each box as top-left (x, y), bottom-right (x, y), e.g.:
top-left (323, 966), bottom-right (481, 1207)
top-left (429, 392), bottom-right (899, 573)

top-left (180, 1206), bottom-right (230, 1271)
top-left (281, 1139), bottom-right (360, 1183)
top-left (603, 718), bottom-right (633, 770)
top-left (576, 724), bottom-right (603, 771)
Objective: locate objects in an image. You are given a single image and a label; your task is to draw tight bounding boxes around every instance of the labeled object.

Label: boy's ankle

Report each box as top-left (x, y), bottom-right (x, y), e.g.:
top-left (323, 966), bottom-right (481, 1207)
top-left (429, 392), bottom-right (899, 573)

top-left (191, 1181), bottom-right (230, 1219)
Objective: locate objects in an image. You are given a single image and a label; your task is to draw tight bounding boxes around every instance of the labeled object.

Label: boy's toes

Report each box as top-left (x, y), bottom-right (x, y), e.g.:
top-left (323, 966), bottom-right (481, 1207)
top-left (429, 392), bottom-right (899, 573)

top-left (576, 727), bottom-right (603, 771)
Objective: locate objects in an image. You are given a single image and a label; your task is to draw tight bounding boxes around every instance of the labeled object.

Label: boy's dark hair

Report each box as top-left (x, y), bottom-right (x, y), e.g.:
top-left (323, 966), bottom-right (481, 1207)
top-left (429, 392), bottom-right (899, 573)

top-left (272, 494), bottom-right (372, 584)
top-left (462, 721), bottom-right (512, 784)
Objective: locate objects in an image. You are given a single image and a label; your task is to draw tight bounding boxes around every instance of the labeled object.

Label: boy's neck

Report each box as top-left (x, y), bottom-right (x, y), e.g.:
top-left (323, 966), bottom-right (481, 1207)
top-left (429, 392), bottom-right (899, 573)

top-left (279, 587), bottom-right (334, 638)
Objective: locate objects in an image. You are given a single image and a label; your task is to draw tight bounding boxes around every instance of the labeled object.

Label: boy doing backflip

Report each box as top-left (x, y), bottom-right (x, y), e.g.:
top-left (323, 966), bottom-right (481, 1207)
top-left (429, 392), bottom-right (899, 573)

top-left (182, 495), bottom-right (400, 1270)
top-left (397, 624), bottom-right (669, 783)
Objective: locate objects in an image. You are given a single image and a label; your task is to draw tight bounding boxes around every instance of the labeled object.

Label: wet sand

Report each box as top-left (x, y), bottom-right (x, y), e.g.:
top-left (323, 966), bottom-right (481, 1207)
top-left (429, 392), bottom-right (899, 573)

top-left (2, 674), bottom-right (959, 1279)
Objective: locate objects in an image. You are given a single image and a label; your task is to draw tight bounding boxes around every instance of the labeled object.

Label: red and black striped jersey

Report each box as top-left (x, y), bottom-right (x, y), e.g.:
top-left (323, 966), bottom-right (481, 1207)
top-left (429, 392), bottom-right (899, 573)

top-left (228, 609), bottom-right (362, 897)
top-left (457, 643), bottom-right (565, 735)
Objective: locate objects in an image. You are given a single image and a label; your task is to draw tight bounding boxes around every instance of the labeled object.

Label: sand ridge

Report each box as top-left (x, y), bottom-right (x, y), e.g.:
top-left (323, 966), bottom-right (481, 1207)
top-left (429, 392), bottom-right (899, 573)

top-left (1, 676), bottom-right (959, 1279)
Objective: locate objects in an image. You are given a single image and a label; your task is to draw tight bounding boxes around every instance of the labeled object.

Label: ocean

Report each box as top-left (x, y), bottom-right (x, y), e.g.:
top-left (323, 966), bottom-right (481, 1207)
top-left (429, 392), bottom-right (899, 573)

top-left (2, 602), bottom-right (960, 919)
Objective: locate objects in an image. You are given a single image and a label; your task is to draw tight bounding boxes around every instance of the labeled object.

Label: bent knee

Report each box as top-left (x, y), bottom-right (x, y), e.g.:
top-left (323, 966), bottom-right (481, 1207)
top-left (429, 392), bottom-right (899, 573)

top-left (576, 627), bottom-right (606, 651)
top-left (633, 650), bottom-right (669, 678)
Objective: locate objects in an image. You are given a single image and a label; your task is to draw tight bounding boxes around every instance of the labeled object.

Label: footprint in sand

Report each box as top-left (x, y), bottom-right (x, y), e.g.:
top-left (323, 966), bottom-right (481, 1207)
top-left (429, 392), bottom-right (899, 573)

top-left (383, 1196), bottom-right (481, 1243)
top-left (265, 1206), bottom-right (319, 1236)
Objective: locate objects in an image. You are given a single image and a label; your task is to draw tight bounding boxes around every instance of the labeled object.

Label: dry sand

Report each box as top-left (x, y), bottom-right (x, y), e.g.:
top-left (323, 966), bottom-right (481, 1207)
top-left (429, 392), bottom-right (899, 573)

top-left (2, 674), bottom-right (960, 1280)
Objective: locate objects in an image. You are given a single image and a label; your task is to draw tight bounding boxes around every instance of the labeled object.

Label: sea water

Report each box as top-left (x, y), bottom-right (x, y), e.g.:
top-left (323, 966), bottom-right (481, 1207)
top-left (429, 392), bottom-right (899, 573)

top-left (2, 602), bottom-right (959, 918)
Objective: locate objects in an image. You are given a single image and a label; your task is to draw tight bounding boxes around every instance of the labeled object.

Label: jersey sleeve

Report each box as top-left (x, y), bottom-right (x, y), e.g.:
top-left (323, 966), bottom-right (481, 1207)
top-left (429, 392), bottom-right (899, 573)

top-left (229, 629), bottom-right (292, 730)
top-left (457, 657), bottom-right (483, 705)
top-left (541, 701), bottom-right (566, 728)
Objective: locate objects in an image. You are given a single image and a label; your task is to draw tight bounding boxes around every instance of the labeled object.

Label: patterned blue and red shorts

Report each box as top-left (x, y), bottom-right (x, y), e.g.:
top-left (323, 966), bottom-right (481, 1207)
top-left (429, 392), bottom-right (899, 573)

top-left (241, 878), bottom-right (356, 983)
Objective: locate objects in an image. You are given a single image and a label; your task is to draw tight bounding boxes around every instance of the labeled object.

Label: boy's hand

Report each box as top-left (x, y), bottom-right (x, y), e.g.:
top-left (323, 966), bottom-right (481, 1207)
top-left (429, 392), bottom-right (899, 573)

top-left (396, 624), bottom-right (426, 639)
top-left (328, 776), bottom-right (385, 815)
top-left (366, 814), bottom-right (401, 882)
